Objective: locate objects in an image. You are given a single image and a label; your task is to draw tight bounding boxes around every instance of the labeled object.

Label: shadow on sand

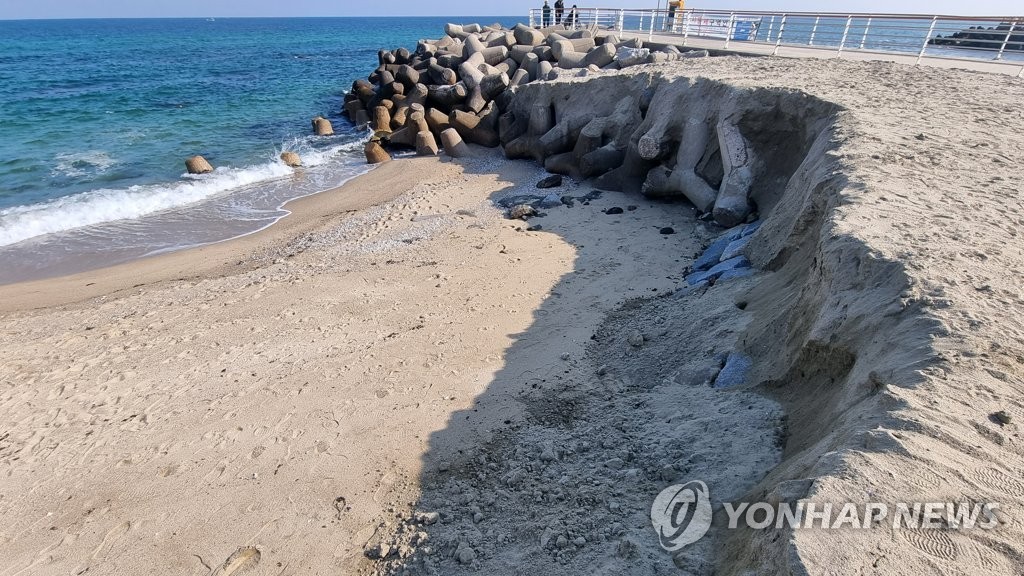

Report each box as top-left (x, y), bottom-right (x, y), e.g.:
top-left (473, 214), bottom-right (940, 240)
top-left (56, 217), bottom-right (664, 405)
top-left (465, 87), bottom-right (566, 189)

top-left (361, 154), bottom-right (788, 575)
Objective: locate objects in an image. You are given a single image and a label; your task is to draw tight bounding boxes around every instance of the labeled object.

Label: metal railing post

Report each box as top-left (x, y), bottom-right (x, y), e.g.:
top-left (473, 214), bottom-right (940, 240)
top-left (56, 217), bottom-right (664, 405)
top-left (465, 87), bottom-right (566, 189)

top-left (649, 8), bottom-right (656, 40)
top-left (724, 12), bottom-right (736, 49)
top-left (618, 9), bottom-right (625, 31)
top-left (917, 16), bottom-right (938, 64)
top-left (772, 15), bottom-right (787, 56)
top-left (683, 11), bottom-right (691, 46)
top-left (859, 17), bottom-right (872, 49)
top-left (996, 20), bottom-right (1017, 61)
top-left (837, 15), bottom-right (853, 57)
top-left (529, 10), bottom-right (534, 28)
top-left (594, 8), bottom-right (600, 28)
top-left (766, 15), bottom-right (776, 42)
top-left (809, 16), bottom-right (820, 45)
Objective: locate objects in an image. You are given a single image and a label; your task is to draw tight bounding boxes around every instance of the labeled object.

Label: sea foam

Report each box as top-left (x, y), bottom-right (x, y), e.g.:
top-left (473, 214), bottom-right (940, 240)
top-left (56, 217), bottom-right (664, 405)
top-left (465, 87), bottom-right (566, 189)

top-left (0, 136), bottom-right (371, 248)
top-left (52, 150), bottom-right (118, 178)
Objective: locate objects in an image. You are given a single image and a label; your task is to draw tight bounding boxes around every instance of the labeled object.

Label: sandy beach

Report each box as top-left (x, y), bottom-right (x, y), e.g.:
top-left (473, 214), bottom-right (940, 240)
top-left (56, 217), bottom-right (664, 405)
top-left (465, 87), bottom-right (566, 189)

top-left (2, 53), bottom-right (1024, 576)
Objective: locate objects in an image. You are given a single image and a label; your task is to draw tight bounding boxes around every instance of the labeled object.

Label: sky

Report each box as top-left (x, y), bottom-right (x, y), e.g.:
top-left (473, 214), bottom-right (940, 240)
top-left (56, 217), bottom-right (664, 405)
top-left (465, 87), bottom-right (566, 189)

top-left (0, 0), bottom-right (1019, 20)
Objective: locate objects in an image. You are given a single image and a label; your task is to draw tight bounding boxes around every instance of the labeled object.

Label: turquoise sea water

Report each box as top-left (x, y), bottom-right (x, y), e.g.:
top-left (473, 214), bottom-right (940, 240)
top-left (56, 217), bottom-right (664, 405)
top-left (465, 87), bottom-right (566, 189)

top-left (0, 17), bottom-right (515, 282)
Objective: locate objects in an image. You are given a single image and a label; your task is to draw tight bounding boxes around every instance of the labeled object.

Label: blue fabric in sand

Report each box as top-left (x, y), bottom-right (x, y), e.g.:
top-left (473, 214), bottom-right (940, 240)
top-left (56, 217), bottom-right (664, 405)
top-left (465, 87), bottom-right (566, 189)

top-left (740, 220), bottom-right (763, 237)
top-left (692, 234), bottom-right (734, 272)
top-left (717, 267), bottom-right (756, 282)
top-left (692, 221), bottom-right (761, 272)
top-left (720, 236), bottom-right (752, 262)
top-left (686, 256), bottom-right (751, 285)
top-left (714, 353), bottom-right (753, 389)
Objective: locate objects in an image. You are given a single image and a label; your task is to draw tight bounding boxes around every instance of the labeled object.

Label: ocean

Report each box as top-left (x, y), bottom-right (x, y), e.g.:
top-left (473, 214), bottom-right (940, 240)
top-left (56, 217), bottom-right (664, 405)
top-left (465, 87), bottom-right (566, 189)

top-left (0, 17), bottom-right (516, 283)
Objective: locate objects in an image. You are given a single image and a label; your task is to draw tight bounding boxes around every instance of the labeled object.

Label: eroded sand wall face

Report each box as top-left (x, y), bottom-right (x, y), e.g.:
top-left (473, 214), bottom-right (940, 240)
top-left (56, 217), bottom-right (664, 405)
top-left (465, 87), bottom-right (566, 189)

top-left (499, 73), bottom-right (990, 573)
top-left (502, 74), bottom-right (837, 228)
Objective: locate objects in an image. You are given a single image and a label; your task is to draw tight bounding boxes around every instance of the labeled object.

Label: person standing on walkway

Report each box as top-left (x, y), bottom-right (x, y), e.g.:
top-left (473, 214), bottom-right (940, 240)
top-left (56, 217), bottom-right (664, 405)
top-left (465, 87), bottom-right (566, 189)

top-left (542, 1), bottom-right (552, 27)
top-left (554, 0), bottom-right (564, 25)
top-left (566, 4), bottom-right (578, 27)
top-left (666, 0), bottom-right (683, 31)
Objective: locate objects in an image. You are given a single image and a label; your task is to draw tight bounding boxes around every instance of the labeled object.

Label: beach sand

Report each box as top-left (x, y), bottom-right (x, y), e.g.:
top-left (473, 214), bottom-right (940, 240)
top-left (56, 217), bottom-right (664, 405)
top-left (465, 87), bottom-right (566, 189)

top-left (0, 149), bottom-right (719, 574)
top-left (1, 56), bottom-right (1023, 575)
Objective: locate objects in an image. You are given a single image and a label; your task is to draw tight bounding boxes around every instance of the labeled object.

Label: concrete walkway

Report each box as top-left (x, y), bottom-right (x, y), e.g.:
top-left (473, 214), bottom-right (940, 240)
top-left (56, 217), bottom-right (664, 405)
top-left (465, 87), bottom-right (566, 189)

top-left (610, 30), bottom-right (1024, 77)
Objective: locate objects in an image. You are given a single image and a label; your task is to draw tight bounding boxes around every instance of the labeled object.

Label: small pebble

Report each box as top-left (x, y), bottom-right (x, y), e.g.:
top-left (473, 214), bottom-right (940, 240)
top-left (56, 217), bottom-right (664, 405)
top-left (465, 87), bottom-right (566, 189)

top-left (993, 410), bottom-right (1012, 425)
top-left (660, 227), bottom-right (675, 235)
top-left (605, 207), bottom-right (624, 215)
top-left (537, 174), bottom-right (563, 189)
top-left (509, 204), bottom-right (536, 220)
top-left (627, 331), bottom-right (644, 347)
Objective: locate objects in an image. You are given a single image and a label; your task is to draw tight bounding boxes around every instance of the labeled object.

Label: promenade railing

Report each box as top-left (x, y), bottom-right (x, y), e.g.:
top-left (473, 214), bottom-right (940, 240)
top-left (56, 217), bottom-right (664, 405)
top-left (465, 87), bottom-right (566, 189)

top-left (527, 8), bottom-right (1024, 76)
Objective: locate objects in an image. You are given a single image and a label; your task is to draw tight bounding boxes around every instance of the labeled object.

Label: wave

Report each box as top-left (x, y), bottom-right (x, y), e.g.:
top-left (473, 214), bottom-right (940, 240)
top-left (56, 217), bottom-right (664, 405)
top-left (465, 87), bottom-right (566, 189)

top-left (0, 136), bottom-right (368, 248)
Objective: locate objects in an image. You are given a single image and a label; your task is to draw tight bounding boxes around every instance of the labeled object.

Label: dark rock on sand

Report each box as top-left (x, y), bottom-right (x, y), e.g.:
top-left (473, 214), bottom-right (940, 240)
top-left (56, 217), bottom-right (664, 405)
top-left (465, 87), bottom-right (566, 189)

top-left (509, 204), bottom-right (536, 220)
top-left (536, 174), bottom-right (563, 189)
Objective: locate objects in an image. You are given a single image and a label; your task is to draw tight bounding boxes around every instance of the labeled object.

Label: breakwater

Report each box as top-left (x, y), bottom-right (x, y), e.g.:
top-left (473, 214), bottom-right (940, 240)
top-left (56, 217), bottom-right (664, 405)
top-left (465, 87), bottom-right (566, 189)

top-left (339, 22), bottom-right (783, 224)
top-left (930, 21), bottom-right (1024, 51)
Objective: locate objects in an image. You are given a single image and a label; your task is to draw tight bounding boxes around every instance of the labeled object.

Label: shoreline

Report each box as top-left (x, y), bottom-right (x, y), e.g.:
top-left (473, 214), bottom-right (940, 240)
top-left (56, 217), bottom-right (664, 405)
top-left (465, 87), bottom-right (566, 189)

top-left (0, 159), bottom-right (406, 313)
top-left (0, 139), bottom-right (375, 289)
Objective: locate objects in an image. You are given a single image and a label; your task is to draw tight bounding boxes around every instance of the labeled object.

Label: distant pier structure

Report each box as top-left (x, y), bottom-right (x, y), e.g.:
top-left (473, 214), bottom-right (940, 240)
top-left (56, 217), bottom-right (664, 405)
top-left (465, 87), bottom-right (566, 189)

top-left (930, 22), bottom-right (1023, 52)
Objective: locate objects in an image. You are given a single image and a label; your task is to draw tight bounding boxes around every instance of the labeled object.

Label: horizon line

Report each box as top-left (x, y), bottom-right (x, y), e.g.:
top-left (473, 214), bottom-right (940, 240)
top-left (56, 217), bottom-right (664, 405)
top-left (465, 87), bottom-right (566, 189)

top-left (0, 14), bottom-right (525, 22)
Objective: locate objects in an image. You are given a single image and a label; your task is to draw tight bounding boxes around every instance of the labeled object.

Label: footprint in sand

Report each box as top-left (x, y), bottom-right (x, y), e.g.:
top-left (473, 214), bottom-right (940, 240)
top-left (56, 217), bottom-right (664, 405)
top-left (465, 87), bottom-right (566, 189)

top-left (969, 541), bottom-right (1004, 571)
top-left (904, 465), bottom-right (945, 490)
top-left (901, 527), bottom-right (959, 562)
top-left (212, 546), bottom-right (261, 576)
top-left (975, 467), bottom-right (1024, 497)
